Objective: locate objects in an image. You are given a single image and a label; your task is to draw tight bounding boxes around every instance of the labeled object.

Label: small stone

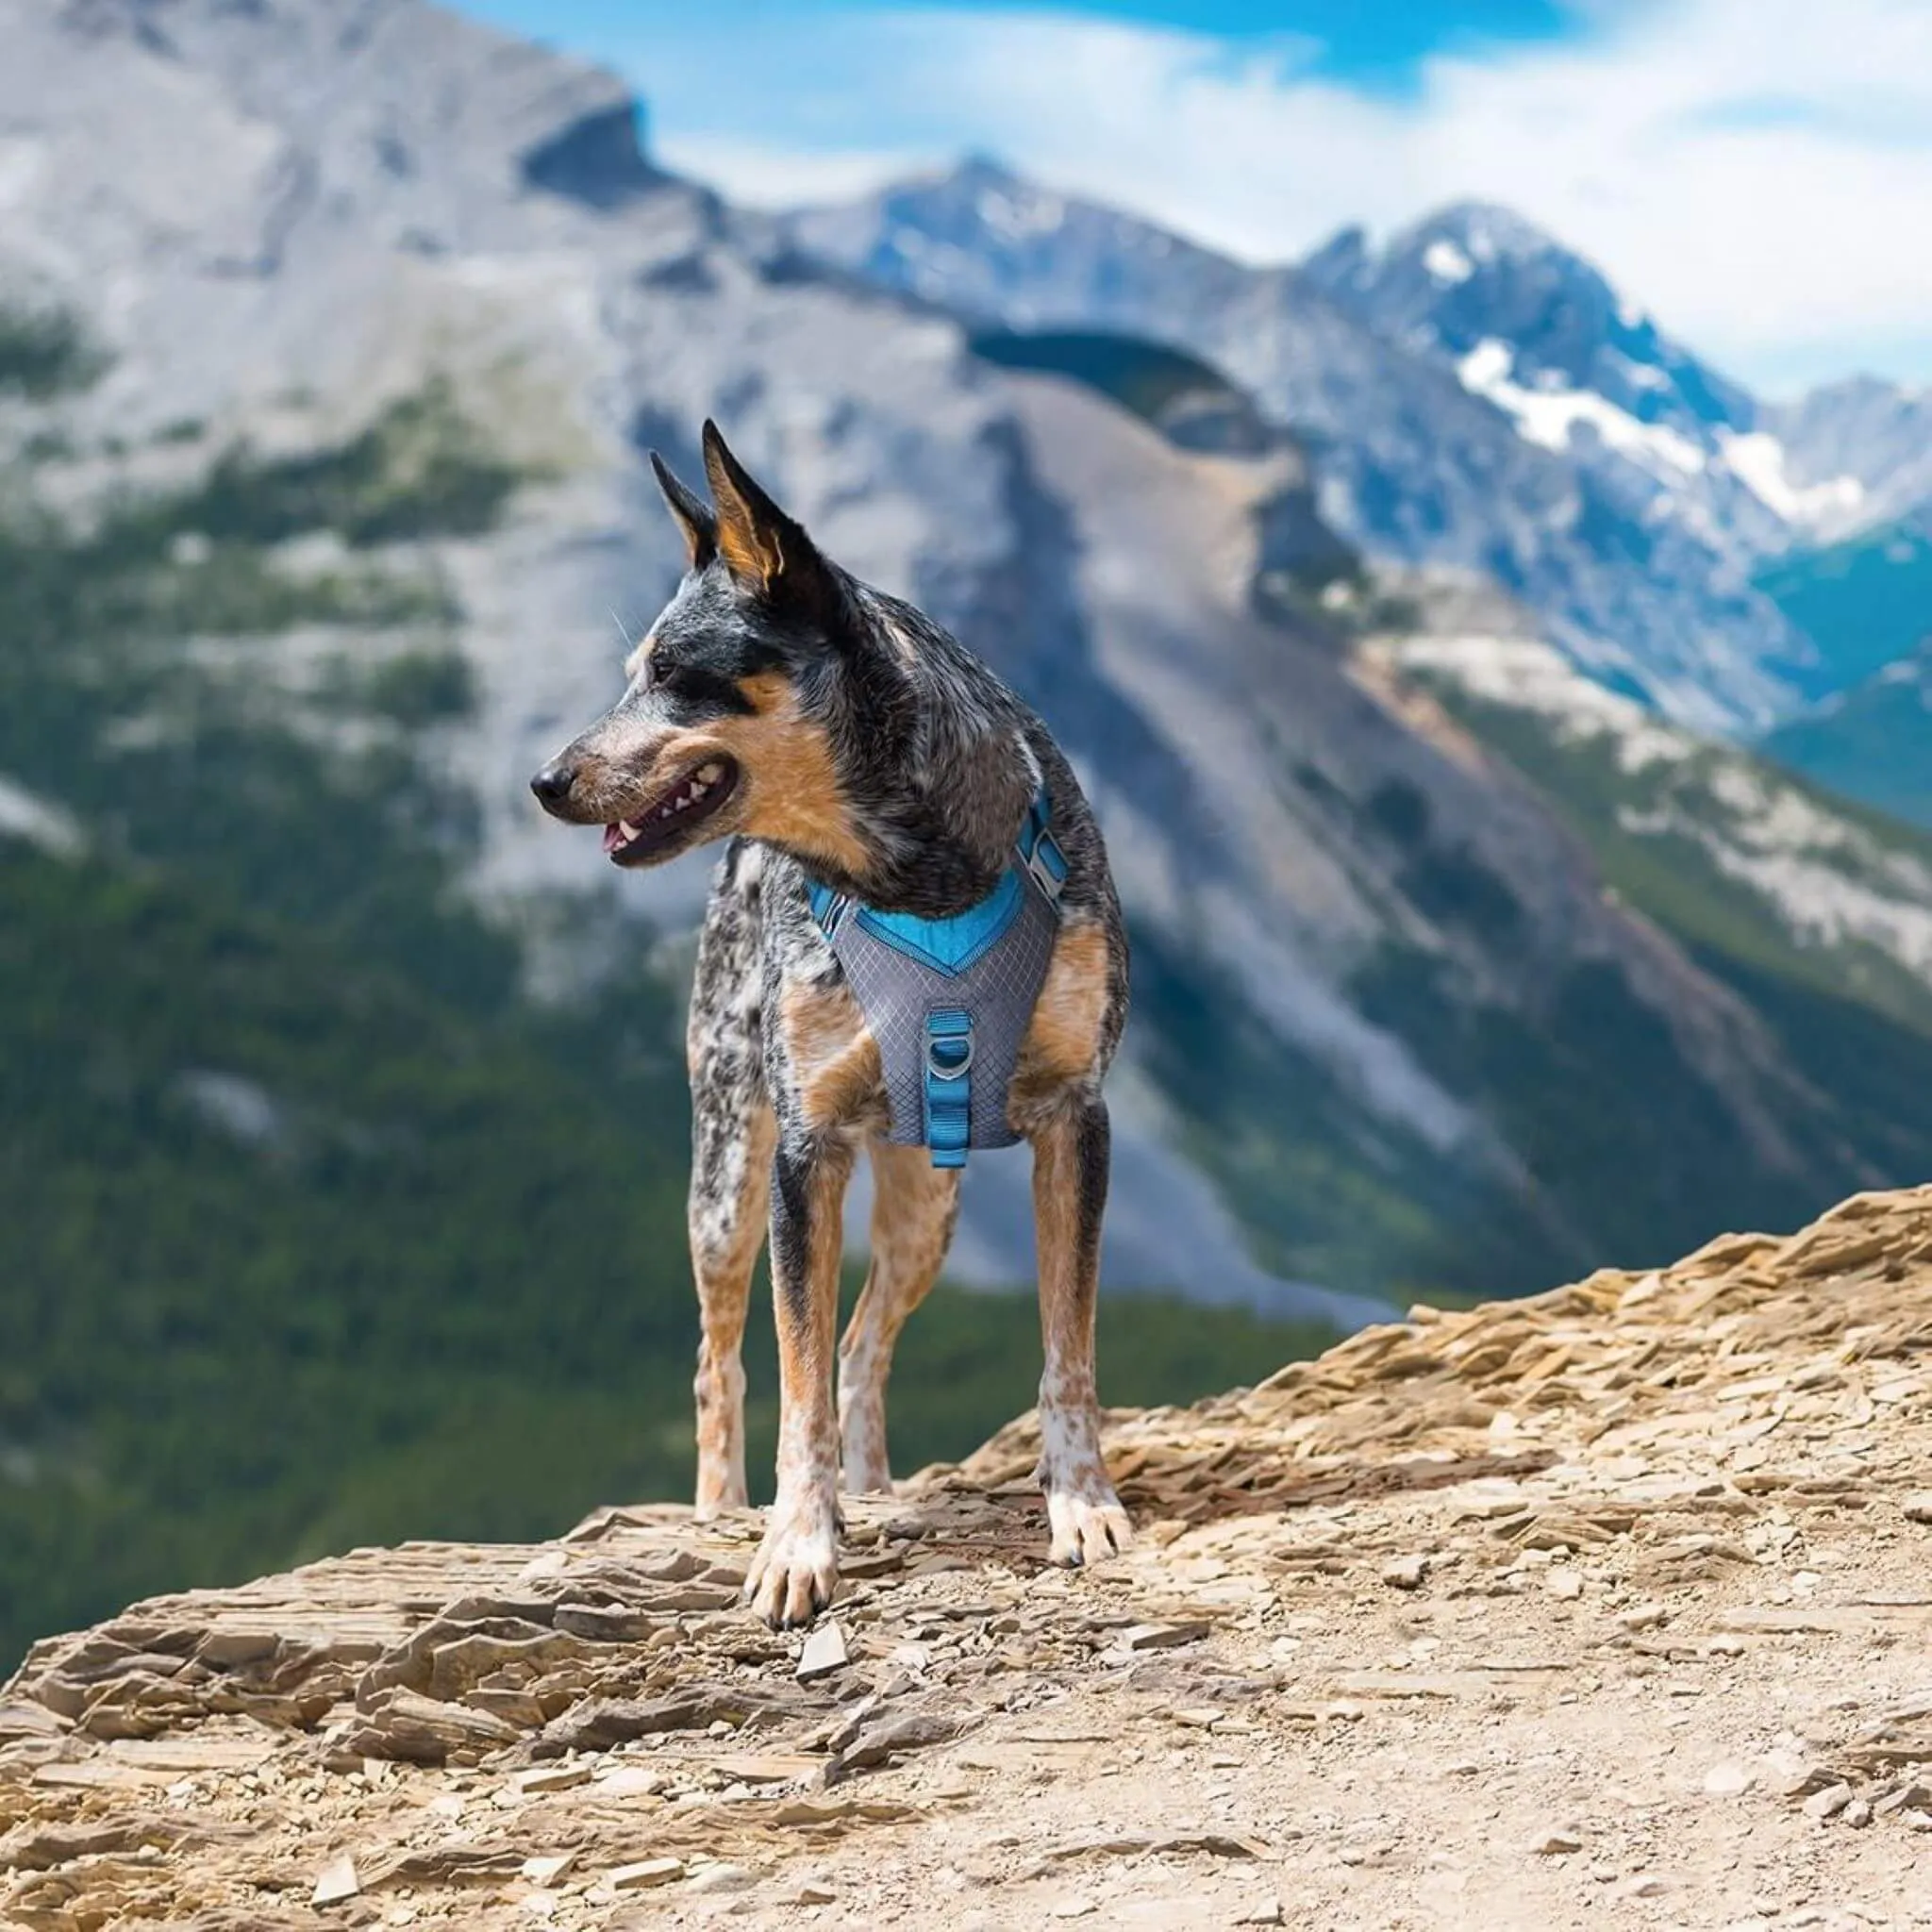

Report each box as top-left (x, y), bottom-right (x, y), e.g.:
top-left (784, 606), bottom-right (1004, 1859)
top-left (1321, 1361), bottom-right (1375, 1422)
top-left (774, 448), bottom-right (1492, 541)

top-left (597, 1765), bottom-right (666, 1798)
top-left (1545, 1568), bottom-right (1584, 1601)
top-left (1616, 1604), bottom-right (1667, 1631)
top-left (1901, 1493), bottom-right (1932, 1524)
top-left (609, 1857), bottom-right (686, 1891)
top-left (1803, 1782), bottom-right (1853, 1820)
top-left (1841, 1797), bottom-right (1872, 1827)
top-left (1233, 1906), bottom-right (1284, 1927)
top-left (1704, 1762), bottom-right (1754, 1797)
top-left (522, 1854), bottom-right (576, 1885)
top-left (517, 1762), bottom-right (592, 1796)
top-left (1124, 1621), bottom-right (1210, 1650)
top-left (1532, 1831), bottom-right (1583, 1856)
top-left (1050, 1898), bottom-right (1098, 1920)
top-left (312, 1855), bottom-right (361, 1907)
top-left (792, 1881), bottom-right (839, 1905)
top-left (1380, 1555), bottom-right (1428, 1591)
top-left (1902, 1808), bottom-right (1932, 1832)
top-left (689, 1863), bottom-right (758, 1894)
top-left (797, 1621), bottom-right (850, 1682)
top-left (1620, 1876), bottom-right (1669, 1900)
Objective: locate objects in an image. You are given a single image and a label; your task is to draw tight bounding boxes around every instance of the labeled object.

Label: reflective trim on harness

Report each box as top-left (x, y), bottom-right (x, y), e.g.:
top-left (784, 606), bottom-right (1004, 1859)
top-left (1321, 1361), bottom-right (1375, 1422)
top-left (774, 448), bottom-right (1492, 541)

top-left (923, 1008), bottom-right (974, 1170)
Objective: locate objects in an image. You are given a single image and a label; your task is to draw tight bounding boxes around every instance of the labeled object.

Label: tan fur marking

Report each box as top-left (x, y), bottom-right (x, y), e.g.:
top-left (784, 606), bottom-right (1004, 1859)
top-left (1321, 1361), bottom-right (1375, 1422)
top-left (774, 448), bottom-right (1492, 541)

top-left (1008, 919), bottom-right (1113, 1124)
top-left (714, 675), bottom-right (874, 876)
top-left (575, 675), bottom-right (871, 876)
top-left (779, 980), bottom-right (885, 1132)
top-left (839, 1142), bottom-right (959, 1491)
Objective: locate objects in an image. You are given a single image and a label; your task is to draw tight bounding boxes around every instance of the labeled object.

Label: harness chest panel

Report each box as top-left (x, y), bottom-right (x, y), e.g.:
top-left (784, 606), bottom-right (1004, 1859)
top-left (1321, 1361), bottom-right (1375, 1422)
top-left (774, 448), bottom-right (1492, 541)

top-left (807, 793), bottom-right (1066, 1167)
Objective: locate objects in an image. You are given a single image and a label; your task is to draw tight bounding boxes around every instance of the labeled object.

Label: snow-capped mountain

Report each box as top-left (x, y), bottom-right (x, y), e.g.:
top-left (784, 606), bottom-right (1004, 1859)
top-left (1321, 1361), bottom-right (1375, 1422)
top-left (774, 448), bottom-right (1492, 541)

top-left (791, 166), bottom-right (1874, 732)
top-left (1770, 375), bottom-right (1932, 538)
top-left (1304, 203), bottom-right (1862, 545)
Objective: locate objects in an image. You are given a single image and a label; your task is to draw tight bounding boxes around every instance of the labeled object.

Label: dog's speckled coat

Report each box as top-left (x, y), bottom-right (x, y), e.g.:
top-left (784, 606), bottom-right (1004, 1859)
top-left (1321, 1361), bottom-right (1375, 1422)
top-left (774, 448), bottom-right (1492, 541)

top-left (532, 422), bottom-right (1131, 1626)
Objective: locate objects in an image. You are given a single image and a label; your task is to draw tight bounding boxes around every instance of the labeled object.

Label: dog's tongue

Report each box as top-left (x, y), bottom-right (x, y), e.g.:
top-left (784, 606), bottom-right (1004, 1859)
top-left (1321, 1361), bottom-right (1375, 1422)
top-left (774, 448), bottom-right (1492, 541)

top-left (601, 823), bottom-right (626, 855)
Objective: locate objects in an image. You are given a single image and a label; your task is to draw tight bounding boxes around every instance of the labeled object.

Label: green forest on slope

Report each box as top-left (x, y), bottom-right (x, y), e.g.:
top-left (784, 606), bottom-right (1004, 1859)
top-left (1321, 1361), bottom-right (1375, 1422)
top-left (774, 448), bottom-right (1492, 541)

top-left (1755, 517), bottom-right (1932, 829)
top-left (0, 381), bottom-right (1331, 1670)
top-left (1376, 672), bottom-right (1932, 1257)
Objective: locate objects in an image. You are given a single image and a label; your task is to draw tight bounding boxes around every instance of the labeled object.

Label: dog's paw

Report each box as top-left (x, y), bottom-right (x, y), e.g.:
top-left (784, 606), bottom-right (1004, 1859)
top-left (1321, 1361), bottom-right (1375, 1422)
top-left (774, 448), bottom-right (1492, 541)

top-left (744, 1514), bottom-right (840, 1629)
top-left (1045, 1484), bottom-right (1135, 1569)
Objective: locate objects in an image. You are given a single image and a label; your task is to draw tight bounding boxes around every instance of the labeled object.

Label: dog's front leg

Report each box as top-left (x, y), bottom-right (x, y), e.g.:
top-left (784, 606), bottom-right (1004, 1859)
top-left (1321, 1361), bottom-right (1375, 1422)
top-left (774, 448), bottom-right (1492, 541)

top-left (1032, 1092), bottom-right (1134, 1567)
top-left (744, 1129), bottom-right (852, 1627)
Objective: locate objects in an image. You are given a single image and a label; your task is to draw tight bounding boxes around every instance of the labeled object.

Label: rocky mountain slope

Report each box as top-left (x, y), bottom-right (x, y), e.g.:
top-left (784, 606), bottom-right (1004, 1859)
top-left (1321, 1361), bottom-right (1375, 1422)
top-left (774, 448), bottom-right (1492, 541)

top-left (6, 1183), bottom-right (1930, 1929)
top-left (791, 168), bottom-right (1921, 733)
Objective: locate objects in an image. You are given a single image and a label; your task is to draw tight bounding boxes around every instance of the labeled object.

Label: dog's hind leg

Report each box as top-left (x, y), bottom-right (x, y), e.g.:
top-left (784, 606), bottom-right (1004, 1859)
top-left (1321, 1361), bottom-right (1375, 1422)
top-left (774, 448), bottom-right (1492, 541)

top-left (688, 846), bottom-right (773, 1518)
top-left (1031, 1092), bottom-right (1133, 1567)
top-left (838, 1140), bottom-right (962, 1494)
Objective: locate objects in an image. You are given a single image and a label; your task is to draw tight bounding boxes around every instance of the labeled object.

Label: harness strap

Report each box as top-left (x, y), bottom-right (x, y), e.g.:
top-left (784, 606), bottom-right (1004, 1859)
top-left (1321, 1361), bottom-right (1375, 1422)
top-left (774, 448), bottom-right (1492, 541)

top-left (923, 1008), bottom-right (974, 1170)
top-left (1017, 788), bottom-right (1068, 903)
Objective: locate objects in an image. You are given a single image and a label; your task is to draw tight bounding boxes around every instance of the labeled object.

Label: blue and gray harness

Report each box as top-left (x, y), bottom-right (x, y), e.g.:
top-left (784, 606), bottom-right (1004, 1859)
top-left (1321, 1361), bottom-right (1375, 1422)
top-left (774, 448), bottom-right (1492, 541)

top-left (806, 791), bottom-right (1068, 1169)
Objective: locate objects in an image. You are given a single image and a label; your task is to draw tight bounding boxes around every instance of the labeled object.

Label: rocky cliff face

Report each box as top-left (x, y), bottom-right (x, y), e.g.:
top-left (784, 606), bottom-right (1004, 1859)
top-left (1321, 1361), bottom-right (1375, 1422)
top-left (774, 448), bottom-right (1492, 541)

top-left (4, 1184), bottom-right (1929, 1927)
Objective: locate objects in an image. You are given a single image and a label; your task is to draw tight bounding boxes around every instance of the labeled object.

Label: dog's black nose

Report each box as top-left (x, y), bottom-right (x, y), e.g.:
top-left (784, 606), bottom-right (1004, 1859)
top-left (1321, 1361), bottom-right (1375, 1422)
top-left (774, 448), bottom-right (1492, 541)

top-left (530, 761), bottom-right (576, 807)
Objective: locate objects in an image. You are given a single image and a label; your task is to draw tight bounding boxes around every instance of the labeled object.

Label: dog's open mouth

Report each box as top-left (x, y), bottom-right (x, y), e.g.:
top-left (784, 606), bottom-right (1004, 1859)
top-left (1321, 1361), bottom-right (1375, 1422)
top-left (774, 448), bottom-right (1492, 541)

top-left (603, 757), bottom-right (740, 863)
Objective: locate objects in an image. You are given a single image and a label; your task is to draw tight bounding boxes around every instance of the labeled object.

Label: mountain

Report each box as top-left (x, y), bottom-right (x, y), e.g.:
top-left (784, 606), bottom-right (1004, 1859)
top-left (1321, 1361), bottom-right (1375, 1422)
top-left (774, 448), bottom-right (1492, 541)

top-left (1762, 641), bottom-right (1932, 833)
top-left (1360, 612), bottom-right (1932, 1181)
top-left (790, 165), bottom-right (1842, 732)
top-left (1748, 512), bottom-right (1932, 827)
top-left (1772, 375), bottom-right (1932, 537)
top-left (1756, 511), bottom-right (1932, 692)
top-left (12, 0), bottom-right (1932, 1657)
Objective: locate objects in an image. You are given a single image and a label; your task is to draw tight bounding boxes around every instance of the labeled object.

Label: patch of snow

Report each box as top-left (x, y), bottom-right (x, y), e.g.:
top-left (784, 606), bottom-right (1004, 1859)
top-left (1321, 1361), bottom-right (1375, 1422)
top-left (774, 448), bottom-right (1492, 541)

top-left (1389, 633), bottom-right (1694, 774)
top-left (1422, 237), bottom-right (1474, 285)
top-left (976, 186), bottom-right (1064, 240)
top-left (1616, 295), bottom-right (1645, 330)
top-left (1717, 430), bottom-right (1864, 526)
top-left (1457, 340), bottom-right (1707, 479)
top-left (0, 775), bottom-right (85, 857)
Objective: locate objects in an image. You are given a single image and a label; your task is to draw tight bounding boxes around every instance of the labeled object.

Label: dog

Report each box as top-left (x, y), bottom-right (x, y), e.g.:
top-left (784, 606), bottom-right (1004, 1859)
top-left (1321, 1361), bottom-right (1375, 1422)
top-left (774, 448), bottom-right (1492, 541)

top-left (531, 422), bottom-right (1132, 1627)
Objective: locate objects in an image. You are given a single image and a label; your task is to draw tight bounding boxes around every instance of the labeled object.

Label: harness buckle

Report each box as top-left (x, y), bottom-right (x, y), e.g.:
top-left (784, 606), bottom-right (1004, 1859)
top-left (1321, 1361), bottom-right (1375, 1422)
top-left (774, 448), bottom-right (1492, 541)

top-left (1022, 827), bottom-right (1067, 904)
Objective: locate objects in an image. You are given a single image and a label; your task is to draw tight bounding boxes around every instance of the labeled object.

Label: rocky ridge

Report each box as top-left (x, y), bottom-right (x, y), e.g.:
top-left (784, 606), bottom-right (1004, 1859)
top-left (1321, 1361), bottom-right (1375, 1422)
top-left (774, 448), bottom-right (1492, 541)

top-left (6, 1186), bottom-right (1931, 1929)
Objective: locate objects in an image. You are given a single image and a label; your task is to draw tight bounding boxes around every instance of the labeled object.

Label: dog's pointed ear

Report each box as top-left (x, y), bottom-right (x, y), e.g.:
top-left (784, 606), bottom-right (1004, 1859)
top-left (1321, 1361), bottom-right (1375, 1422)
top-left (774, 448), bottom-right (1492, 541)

top-left (650, 451), bottom-right (716, 570)
top-left (701, 419), bottom-right (825, 601)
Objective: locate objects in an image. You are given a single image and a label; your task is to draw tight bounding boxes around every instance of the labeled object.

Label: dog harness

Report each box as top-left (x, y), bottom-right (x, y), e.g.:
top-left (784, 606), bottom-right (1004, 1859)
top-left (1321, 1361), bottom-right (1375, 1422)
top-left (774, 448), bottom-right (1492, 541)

top-left (806, 789), bottom-right (1067, 1169)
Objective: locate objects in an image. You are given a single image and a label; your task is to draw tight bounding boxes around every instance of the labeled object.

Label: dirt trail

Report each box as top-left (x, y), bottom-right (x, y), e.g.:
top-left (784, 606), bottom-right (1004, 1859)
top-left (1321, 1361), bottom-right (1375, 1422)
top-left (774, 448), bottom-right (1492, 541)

top-left (6, 1189), bottom-right (1932, 1930)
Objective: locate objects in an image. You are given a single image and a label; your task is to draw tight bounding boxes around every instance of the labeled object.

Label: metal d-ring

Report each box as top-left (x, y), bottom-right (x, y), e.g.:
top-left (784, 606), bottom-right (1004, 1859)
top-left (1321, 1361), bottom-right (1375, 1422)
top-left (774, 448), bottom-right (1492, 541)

top-left (927, 1035), bottom-right (974, 1080)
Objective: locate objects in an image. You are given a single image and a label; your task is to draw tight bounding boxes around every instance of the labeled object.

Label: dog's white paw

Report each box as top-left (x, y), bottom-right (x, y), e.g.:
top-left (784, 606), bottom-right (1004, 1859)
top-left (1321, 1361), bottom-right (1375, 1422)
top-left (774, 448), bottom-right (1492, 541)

top-left (1044, 1482), bottom-right (1134, 1569)
top-left (744, 1510), bottom-right (841, 1628)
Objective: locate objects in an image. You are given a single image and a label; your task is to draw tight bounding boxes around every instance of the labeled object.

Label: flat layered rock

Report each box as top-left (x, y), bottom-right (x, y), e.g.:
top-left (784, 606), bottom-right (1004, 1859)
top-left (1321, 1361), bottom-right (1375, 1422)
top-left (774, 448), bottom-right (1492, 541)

top-left (6, 1188), bottom-right (1932, 1928)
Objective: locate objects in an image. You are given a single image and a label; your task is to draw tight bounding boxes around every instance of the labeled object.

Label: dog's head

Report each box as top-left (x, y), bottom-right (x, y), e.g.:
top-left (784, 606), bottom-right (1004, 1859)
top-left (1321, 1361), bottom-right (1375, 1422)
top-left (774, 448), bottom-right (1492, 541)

top-left (530, 422), bottom-right (879, 875)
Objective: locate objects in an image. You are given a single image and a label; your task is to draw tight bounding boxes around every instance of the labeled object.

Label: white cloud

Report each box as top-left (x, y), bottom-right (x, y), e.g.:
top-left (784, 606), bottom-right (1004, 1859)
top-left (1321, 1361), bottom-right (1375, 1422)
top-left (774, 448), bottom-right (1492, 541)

top-left (620, 0), bottom-right (1932, 395)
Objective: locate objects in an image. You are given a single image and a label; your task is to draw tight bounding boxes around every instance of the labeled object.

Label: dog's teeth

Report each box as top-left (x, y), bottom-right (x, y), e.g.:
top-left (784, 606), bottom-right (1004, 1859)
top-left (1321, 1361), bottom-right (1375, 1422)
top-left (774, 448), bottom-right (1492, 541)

top-left (674, 794), bottom-right (691, 811)
top-left (697, 761), bottom-right (724, 783)
top-left (619, 819), bottom-right (641, 841)
top-left (691, 779), bottom-right (709, 799)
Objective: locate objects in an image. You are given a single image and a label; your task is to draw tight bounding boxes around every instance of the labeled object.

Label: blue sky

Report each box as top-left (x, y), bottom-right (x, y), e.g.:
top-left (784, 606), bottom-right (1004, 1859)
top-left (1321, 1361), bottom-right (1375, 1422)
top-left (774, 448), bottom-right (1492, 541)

top-left (463, 0), bottom-right (1932, 394)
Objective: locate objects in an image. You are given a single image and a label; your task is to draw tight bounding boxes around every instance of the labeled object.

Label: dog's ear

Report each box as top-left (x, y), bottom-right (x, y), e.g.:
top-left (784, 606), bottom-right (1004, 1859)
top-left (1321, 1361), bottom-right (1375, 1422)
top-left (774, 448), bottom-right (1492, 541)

top-left (701, 420), bottom-right (829, 606)
top-left (650, 451), bottom-right (717, 570)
